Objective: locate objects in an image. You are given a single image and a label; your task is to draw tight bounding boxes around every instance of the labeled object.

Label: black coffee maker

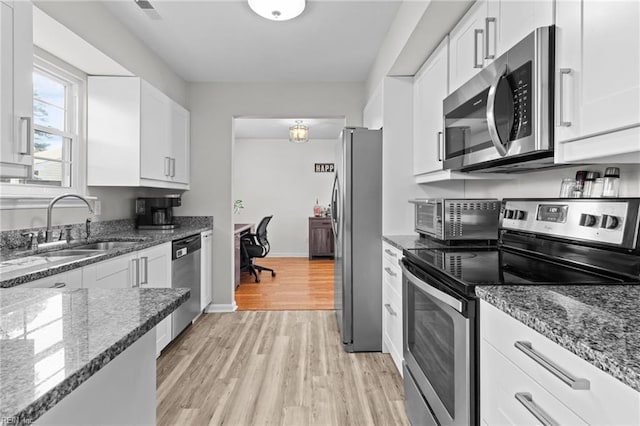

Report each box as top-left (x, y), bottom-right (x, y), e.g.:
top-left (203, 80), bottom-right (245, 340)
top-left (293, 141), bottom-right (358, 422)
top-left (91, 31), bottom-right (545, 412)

top-left (135, 196), bottom-right (181, 230)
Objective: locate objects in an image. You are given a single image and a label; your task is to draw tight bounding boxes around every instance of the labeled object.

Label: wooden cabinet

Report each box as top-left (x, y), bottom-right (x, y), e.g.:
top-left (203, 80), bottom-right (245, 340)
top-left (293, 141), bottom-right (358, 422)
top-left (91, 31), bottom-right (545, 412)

top-left (87, 76), bottom-right (190, 189)
top-left (0, 0), bottom-right (33, 177)
top-left (413, 37), bottom-right (448, 177)
top-left (137, 242), bottom-right (172, 356)
top-left (19, 268), bottom-right (82, 289)
top-left (200, 230), bottom-right (213, 311)
top-left (480, 300), bottom-right (640, 425)
top-left (449, 0), bottom-right (553, 92)
top-left (381, 241), bottom-right (402, 375)
top-left (308, 217), bottom-right (334, 258)
top-left (554, 0), bottom-right (640, 164)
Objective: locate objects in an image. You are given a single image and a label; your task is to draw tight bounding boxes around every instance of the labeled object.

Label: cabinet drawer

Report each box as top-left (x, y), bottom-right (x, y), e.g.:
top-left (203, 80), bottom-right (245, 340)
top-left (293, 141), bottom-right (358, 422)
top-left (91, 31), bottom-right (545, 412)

top-left (481, 340), bottom-right (587, 426)
top-left (382, 257), bottom-right (402, 294)
top-left (383, 281), bottom-right (403, 374)
top-left (382, 242), bottom-right (401, 265)
top-left (481, 301), bottom-right (640, 425)
top-left (309, 218), bottom-right (332, 228)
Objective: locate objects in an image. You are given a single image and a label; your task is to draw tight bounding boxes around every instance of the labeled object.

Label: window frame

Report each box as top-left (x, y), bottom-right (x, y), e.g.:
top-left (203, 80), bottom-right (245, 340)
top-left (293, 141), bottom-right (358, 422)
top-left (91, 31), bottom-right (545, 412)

top-left (0, 47), bottom-right (87, 200)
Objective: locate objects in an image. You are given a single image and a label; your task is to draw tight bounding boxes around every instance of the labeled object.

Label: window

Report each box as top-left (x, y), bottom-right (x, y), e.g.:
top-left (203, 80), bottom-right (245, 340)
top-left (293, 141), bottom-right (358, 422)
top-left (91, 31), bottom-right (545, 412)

top-left (0, 51), bottom-right (84, 194)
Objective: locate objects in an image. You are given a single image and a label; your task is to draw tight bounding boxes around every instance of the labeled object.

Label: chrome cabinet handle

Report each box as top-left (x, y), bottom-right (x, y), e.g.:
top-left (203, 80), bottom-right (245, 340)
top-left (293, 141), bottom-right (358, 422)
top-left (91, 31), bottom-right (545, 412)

top-left (515, 341), bottom-right (590, 390)
top-left (384, 249), bottom-right (397, 257)
top-left (141, 256), bottom-right (148, 285)
top-left (474, 29), bottom-right (484, 68)
top-left (486, 63), bottom-right (509, 157)
top-left (18, 117), bottom-right (32, 155)
top-left (164, 157), bottom-right (170, 176)
top-left (437, 131), bottom-right (443, 161)
top-left (170, 158), bottom-right (176, 177)
top-left (558, 68), bottom-right (572, 127)
top-left (384, 303), bottom-right (397, 316)
top-left (51, 282), bottom-right (66, 288)
top-left (384, 267), bottom-right (397, 277)
top-left (132, 258), bottom-right (140, 288)
top-left (515, 393), bottom-right (559, 426)
top-left (485, 17), bottom-right (496, 59)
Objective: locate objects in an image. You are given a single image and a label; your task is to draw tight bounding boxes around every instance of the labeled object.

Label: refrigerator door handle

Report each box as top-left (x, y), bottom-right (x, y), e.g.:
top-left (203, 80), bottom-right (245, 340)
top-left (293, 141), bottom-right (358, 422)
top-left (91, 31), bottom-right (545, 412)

top-left (331, 174), bottom-right (339, 237)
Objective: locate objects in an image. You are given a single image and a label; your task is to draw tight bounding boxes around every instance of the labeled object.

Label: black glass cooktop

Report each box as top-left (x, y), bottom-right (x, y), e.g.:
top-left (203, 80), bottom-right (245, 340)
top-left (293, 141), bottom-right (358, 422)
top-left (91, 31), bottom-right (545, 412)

top-left (404, 246), bottom-right (634, 292)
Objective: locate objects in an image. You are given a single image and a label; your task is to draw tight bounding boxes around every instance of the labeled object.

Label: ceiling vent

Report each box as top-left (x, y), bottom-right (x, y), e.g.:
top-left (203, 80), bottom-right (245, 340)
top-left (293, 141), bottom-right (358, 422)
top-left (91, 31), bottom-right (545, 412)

top-left (134, 0), bottom-right (162, 20)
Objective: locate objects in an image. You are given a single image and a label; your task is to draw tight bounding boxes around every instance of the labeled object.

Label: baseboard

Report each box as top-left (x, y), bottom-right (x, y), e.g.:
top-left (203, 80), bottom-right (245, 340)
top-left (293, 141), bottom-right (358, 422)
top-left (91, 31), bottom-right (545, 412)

top-left (204, 302), bottom-right (238, 313)
top-left (269, 252), bottom-right (309, 257)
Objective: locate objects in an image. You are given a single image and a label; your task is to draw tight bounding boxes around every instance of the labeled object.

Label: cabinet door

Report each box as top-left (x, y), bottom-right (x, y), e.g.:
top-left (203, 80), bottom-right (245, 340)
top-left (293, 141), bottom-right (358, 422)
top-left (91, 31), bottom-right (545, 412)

top-left (449, 0), bottom-right (488, 92)
top-left (20, 269), bottom-right (83, 289)
top-left (0, 0), bottom-right (33, 175)
top-left (413, 38), bottom-right (448, 176)
top-left (309, 224), bottom-right (333, 257)
top-left (200, 231), bottom-right (213, 311)
top-left (485, 0), bottom-right (554, 64)
top-left (82, 254), bottom-right (134, 289)
top-left (140, 81), bottom-right (170, 182)
top-left (555, 0), bottom-right (640, 153)
top-left (169, 102), bottom-right (190, 184)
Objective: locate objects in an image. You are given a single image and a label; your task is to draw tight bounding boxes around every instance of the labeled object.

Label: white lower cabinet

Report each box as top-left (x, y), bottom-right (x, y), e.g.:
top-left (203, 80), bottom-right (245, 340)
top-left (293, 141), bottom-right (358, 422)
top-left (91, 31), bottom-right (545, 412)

top-left (200, 231), bottom-right (213, 311)
top-left (81, 253), bottom-right (135, 289)
top-left (19, 268), bottom-right (82, 289)
top-left (480, 300), bottom-right (640, 425)
top-left (381, 241), bottom-right (403, 375)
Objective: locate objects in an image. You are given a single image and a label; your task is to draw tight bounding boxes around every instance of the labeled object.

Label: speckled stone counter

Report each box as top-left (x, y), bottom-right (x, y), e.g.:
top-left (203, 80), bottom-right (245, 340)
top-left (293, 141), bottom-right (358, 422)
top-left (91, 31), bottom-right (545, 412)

top-left (476, 285), bottom-right (640, 393)
top-left (0, 216), bottom-right (213, 288)
top-left (382, 234), bottom-right (428, 251)
top-left (0, 287), bottom-right (189, 425)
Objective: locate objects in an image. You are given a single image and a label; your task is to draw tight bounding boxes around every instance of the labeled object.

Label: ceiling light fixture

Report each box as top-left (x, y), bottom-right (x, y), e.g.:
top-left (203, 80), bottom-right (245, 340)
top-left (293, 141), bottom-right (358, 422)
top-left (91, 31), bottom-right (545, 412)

top-left (248, 0), bottom-right (305, 21)
top-left (289, 120), bottom-right (309, 143)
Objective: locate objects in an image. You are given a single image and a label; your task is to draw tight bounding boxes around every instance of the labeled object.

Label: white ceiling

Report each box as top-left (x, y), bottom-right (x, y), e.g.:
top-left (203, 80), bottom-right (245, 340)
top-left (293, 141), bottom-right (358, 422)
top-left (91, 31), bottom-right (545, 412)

top-left (234, 117), bottom-right (345, 139)
top-left (100, 0), bottom-right (402, 82)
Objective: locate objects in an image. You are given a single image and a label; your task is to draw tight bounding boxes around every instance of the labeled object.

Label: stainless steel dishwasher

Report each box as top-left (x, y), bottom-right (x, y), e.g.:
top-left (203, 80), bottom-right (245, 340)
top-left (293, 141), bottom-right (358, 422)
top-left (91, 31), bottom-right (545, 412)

top-left (171, 234), bottom-right (201, 339)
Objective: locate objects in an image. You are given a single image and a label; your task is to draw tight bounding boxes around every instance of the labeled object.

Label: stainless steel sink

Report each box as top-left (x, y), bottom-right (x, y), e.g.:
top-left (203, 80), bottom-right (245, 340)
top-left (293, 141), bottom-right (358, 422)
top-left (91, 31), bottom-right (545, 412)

top-left (74, 241), bottom-right (140, 250)
top-left (39, 249), bottom-right (105, 257)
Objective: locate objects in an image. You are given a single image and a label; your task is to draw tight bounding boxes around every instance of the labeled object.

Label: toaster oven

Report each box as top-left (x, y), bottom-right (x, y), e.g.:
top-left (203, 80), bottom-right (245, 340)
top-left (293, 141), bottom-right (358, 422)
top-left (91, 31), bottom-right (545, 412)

top-left (410, 199), bottom-right (501, 241)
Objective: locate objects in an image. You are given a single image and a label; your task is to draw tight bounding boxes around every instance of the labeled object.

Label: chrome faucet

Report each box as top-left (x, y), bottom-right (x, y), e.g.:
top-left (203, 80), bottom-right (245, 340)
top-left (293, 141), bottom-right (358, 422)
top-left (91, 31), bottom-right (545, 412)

top-left (46, 194), bottom-right (94, 242)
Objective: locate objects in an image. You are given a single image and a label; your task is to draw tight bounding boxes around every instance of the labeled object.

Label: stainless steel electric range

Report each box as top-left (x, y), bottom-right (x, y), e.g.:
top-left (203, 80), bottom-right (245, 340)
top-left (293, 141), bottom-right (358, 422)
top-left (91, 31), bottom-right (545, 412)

top-left (401, 198), bottom-right (640, 426)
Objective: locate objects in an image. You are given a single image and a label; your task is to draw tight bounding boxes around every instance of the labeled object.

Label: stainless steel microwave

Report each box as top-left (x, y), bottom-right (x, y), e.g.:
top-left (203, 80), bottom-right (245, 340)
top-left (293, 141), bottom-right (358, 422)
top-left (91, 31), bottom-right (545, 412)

top-left (443, 26), bottom-right (555, 172)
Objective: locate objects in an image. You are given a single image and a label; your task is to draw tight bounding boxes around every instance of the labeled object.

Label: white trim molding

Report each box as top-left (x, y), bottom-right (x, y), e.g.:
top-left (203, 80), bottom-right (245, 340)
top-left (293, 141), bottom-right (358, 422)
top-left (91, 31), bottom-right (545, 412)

top-left (0, 194), bottom-right (98, 210)
top-left (204, 302), bottom-right (238, 313)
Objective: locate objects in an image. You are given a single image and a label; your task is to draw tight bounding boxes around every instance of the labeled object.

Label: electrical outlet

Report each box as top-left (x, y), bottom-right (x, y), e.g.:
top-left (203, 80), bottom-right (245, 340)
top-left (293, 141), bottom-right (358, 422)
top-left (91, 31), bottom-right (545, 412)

top-left (93, 200), bottom-right (101, 216)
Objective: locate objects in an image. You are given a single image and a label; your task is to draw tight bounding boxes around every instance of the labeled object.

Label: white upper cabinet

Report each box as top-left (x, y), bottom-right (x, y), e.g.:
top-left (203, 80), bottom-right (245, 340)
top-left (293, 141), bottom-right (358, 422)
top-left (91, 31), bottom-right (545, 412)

top-left (449, 0), bottom-right (489, 93)
top-left (449, 0), bottom-right (554, 92)
top-left (555, 0), bottom-right (640, 164)
top-left (0, 0), bottom-right (33, 177)
top-left (413, 37), bottom-right (448, 176)
top-left (87, 76), bottom-right (190, 189)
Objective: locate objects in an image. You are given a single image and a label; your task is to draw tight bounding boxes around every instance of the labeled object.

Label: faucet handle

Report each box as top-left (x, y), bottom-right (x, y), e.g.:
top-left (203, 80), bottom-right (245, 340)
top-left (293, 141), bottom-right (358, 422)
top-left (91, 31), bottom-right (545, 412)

top-left (21, 232), bottom-right (38, 250)
top-left (85, 218), bottom-right (92, 240)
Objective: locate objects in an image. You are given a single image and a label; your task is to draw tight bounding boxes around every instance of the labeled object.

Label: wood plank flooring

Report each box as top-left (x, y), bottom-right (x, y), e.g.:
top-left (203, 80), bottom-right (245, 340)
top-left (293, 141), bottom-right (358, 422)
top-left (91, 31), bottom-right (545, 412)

top-left (235, 258), bottom-right (334, 311)
top-left (157, 311), bottom-right (408, 426)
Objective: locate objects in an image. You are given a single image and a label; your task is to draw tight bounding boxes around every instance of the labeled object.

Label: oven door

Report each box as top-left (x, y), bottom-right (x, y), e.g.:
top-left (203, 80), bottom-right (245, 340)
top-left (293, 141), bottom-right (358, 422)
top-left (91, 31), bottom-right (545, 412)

top-left (400, 258), bottom-right (475, 426)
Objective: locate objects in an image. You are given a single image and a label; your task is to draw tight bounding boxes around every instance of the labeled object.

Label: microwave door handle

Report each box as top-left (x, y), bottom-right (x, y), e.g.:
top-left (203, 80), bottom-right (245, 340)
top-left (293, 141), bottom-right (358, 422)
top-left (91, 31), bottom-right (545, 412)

top-left (486, 63), bottom-right (509, 157)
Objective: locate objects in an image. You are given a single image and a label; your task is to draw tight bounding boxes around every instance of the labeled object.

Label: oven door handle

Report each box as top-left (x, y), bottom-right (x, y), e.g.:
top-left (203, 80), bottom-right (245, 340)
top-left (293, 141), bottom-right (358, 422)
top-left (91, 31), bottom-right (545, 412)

top-left (400, 260), bottom-right (463, 314)
top-left (486, 63), bottom-right (509, 157)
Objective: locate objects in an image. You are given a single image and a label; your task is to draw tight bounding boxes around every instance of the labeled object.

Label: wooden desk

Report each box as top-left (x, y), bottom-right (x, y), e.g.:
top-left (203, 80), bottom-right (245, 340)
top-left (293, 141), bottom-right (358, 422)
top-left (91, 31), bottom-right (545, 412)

top-left (234, 223), bottom-right (254, 288)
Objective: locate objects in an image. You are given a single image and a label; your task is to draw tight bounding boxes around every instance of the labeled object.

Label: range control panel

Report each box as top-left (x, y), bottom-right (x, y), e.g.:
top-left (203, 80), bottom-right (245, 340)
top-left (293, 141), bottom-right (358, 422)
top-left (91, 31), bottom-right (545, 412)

top-left (500, 199), bottom-right (640, 249)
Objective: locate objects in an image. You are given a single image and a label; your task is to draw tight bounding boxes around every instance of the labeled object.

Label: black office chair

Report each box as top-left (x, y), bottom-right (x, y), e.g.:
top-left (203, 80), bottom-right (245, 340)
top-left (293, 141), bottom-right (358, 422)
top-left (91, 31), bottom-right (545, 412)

top-left (240, 215), bottom-right (276, 283)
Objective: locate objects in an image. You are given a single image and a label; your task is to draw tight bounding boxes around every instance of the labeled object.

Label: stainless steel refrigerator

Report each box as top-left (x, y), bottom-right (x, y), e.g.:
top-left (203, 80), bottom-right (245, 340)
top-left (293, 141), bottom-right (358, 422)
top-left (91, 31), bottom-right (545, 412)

top-left (331, 127), bottom-right (382, 352)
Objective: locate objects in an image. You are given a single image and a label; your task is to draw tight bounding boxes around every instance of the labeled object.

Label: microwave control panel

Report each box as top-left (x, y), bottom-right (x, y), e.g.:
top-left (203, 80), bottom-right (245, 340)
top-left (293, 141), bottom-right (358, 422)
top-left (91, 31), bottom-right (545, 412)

top-left (507, 61), bottom-right (532, 141)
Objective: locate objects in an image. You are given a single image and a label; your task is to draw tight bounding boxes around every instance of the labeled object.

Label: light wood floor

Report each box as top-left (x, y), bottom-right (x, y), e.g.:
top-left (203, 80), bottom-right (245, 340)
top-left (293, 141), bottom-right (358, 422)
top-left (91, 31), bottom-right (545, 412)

top-left (157, 310), bottom-right (408, 426)
top-left (235, 257), bottom-right (335, 311)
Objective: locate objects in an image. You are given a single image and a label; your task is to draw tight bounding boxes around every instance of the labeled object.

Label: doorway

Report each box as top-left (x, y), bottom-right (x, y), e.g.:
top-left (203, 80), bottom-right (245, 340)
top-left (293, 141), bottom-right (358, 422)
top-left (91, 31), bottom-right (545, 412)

top-left (231, 117), bottom-right (344, 310)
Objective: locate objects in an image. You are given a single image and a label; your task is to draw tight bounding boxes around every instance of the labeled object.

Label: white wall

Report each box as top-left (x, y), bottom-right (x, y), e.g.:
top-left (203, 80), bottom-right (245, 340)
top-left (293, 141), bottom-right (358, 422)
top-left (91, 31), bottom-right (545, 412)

top-left (233, 138), bottom-right (336, 257)
top-left (464, 164), bottom-right (640, 199)
top-left (183, 82), bottom-right (364, 310)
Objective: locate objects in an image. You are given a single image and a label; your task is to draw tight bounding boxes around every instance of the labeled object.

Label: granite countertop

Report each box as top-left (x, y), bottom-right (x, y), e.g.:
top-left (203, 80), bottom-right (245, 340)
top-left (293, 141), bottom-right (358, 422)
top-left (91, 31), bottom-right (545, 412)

top-left (476, 285), bottom-right (640, 393)
top-left (383, 234), bottom-right (427, 251)
top-left (0, 287), bottom-right (189, 424)
top-left (0, 222), bottom-right (212, 288)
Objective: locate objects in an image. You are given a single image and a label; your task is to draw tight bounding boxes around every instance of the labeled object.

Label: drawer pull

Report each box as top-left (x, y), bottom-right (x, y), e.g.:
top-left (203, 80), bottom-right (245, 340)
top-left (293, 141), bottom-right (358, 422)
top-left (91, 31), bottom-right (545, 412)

top-left (384, 249), bottom-right (397, 257)
top-left (514, 341), bottom-right (590, 390)
top-left (515, 392), bottom-right (559, 426)
top-left (384, 267), bottom-right (397, 277)
top-left (384, 303), bottom-right (397, 316)
top-left (51, 282), bottom-right (66, 288)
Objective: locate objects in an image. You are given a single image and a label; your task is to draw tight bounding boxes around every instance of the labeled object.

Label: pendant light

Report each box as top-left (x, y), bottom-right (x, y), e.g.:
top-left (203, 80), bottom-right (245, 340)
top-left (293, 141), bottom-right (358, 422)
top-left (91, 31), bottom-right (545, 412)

top-left (248, 0), bottom-right (306, 21)
top-left (289, 120), bottom-right (309, 143)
